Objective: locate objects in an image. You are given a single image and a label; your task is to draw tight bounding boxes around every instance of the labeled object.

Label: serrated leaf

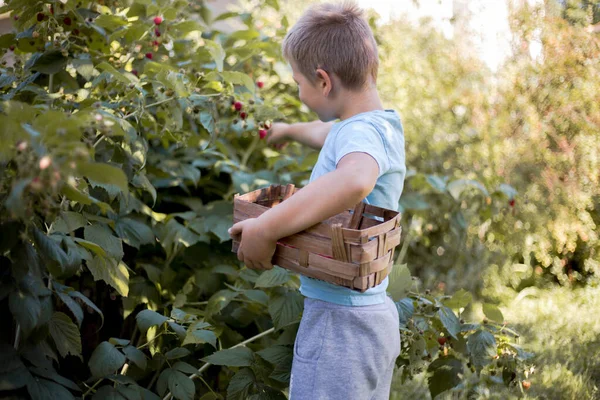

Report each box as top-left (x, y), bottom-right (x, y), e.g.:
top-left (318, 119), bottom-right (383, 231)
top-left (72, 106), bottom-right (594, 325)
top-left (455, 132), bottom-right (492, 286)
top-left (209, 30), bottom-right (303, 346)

top-left (256, 345), bottom-right (292, 365)
top-left (206, 289), bottom-right (238, 315)
top-left (136, 309), bottom-right (169, 332)
top-left (27, 377), bottom-right (76, 400)
top-left (268, 289), bottom-right (303, 330)
top-left (165, 347), bottom-right (191, 360)
top-left (482, 303), bottom-right (504, 323)
top-left (9, 290), bottom-right (41, 335)
top-left (183, 328), bottom-right (217, 348)
top-left (447, 179), bottom-right (489, 200)
top-left (172, 361), bottom-right (198, 375)
top-left (388, 263), bottom-right (411, 301)
top-left (30, 50), bottom-right (68, 74)
top-left (86, 256), bottom-right (129, 297)
top-left (48, 312), bottom-right (81, 357)
top-left (243, 289), bottom-right (269, 305)
top-left (443, 289), bottom-right (472, 310)
top-left (115, 218), bottom-right (155, 249)
top-left (88, 341), bottom-right (126, 378)
top-left (0, 343), bottom-right (29, 391)
top-left (168, 370), bottom-right (195, 400)
top-left (84, 224), bottom-right (124, 259)
top-left (221, 71), bottom-right (255, 93)
top-left (227, 368), bottom-right (255, 400)
top-left (56, 290), bottom-right (84, 327)
top-left (201, 347), bottom-right (254, 367)
top-left (467, 330), bottom-right (497, 371)
top-left (78, 162), bottom-right (128, 193)
top-left (437, 306), bottom-right (461, 339)
top-left (395, 298), bottom-right (415, 328)
top-left (123, 345), bottom-right (147, 370)
top-left (204, 40), bottom-right (225, 72)
top-left (427, 356), bottom-right (463, 399)
top-left (69, 290), bottom-right (104, 327)
top-left (93, 385), bottom-right (126, 399)
top-left (254, 266), bottom-right (290, 288)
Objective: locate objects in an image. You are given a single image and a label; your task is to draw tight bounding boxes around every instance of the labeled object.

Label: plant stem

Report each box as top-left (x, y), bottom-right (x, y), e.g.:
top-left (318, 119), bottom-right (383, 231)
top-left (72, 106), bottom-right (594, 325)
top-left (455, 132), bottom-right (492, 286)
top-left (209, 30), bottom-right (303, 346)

top-left (82, 378), bottom-right (103, 398)
top-left (162, 327), bottom-right (275, 400)
top-left (13, 324), bottom-right (21, 349)
top-left (49, 74), bottom-right (54, 94)
top-left (240, 134), bottom-right (260, 168)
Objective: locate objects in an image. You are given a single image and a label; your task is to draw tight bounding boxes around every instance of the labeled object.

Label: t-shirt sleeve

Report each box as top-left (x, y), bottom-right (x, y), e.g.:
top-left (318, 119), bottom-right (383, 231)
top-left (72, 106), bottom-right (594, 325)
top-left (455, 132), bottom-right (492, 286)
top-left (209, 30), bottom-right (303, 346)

top-left (334, 121), bottom-right (390, 178)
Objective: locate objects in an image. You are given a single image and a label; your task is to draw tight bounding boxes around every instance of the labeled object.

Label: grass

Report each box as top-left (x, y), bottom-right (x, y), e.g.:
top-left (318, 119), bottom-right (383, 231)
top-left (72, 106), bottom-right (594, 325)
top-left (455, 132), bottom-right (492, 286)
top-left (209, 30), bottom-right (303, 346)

top-left (390, 285), bottom-right (600, 399)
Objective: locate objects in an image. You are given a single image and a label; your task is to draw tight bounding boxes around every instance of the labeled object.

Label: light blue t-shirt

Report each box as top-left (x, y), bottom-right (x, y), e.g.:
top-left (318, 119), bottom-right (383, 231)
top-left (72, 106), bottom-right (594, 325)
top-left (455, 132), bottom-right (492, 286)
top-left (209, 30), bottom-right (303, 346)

top-left (300, 109), bottom-right (406, 306)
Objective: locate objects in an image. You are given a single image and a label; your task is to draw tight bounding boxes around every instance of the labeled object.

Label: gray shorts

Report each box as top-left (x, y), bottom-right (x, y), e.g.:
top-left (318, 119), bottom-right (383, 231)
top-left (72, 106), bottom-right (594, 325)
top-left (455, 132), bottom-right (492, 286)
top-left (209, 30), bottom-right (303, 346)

top-left (289, 296), bottom-right (401, 400)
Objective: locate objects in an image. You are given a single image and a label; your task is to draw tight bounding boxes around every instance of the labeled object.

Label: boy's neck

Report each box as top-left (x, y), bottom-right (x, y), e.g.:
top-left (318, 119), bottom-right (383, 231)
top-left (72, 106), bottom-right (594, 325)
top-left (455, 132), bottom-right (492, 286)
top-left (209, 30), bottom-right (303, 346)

top-left (337, 86), bottom-right (384, 121)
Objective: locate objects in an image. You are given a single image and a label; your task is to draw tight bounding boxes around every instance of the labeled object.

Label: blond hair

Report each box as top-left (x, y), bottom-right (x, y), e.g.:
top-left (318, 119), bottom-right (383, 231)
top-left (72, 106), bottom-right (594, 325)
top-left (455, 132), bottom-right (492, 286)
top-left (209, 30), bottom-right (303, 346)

top-left (282, 2), bottom-right (379, 90)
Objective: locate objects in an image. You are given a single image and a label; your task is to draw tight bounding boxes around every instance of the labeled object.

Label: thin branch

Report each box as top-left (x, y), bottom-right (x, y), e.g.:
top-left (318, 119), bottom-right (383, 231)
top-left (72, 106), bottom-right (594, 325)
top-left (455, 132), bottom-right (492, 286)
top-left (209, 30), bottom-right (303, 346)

top-left (162, 327), bottom-right (275, 400)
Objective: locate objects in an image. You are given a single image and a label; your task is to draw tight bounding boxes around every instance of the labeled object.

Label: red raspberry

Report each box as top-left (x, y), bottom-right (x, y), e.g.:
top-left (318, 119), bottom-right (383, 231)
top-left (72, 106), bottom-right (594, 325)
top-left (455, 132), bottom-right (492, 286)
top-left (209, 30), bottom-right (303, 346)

top-left (37, 13), bottom-right (45, 22)
top-left (153, 40), bottom-right (160, 46)
top-left (13, 15), bottom-right (19, 21)
top-left (239, 111), bottom-right (247, 120)
top-left (234, 101), bottom-right (243, 111)
top-left (256, 81), bottom-right (264, 89)
top-left (145, 52), bottom-right (153, 59)
top-left (154, 28), bottom-right (161, 37)
top-left (437, 337), bottom-right (447, 346)
top-left (131, 70), bottom-right (138, 77)
top-left (154, 16), bottom-right (163, 25)
top-left (63, 16), bottom-right (72, 26)
top-left (72, 29), bottom-right (80, 36)
top-left (259, 129), bottom-right (267, 139)
top-left (509, 199), bottom-right (515, 207)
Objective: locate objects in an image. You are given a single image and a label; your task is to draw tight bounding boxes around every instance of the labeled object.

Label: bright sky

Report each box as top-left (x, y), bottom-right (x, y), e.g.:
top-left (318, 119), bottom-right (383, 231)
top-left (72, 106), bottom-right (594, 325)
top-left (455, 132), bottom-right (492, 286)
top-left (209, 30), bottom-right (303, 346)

top-left (355, 0), bottom-right (515, 71)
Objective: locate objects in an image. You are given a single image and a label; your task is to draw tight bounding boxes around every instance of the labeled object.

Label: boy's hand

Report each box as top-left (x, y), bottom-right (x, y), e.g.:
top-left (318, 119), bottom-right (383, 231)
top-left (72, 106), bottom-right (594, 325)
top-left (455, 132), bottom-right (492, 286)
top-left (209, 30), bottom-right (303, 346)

top-left (228, 218), bottom-right (276, 270)
top-left (266, 122), bottom-right (290, 150)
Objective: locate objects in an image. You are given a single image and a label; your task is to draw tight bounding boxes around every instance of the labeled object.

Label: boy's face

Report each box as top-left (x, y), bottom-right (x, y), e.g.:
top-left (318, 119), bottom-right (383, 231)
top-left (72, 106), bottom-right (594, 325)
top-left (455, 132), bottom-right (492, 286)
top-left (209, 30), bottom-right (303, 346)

top-left (291, 63), bottom-right (336, 122)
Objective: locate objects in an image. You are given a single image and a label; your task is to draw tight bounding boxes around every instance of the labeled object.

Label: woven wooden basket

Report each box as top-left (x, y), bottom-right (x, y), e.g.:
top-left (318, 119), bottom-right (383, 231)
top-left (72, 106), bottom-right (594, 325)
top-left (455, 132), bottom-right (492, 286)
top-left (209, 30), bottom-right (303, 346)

top-left (231, 184), bottom-right (402, 292)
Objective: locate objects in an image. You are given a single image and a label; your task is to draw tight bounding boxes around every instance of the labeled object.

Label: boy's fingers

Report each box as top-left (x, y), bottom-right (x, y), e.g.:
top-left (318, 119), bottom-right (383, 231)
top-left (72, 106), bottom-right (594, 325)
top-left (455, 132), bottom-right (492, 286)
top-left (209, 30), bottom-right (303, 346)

top-left (228, 221), bottom-right (245, 237)
top-left (236, 249), bottom-right (244, 262)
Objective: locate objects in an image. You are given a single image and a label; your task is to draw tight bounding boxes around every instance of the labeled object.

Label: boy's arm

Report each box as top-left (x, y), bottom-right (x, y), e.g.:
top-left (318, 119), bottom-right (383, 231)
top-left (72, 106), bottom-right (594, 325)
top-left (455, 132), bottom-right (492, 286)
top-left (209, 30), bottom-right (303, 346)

top-left (267, 120), bottom-right (334, 150)
top-left (229, 152), bottom-right (379, 270)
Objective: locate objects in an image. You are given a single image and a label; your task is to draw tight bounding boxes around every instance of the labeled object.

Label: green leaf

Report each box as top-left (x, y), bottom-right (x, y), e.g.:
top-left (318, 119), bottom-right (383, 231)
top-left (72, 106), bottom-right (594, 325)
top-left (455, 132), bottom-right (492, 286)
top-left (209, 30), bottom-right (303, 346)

top-left (437, 306), bottom-right (461, 339)
top-left (0, 343), bottom-right (30, 391)
top-left (27, 377), bottom-right (76, 400)
top-left (115, 218), bottom-right (155, 249)
top-left (201, 347), bottom-right (254, 367)
top-left (443, 289), bottom-right (473, 310)
top-left (254, 266), bottom-right (290, 288)
top-left (93, 385), bottom-right (127, 399)
top-left (396, 298), bottom-right (415, 328)
top-left (426, 175), bottom-right (447, 192)
top-left (48, 312), bottom-right (82, 359)
top-left (183, 327), bottom-right (217, 348)
top-left (467, 330), bottom-right (497, 371)
top-left (69, 290), bottom-right (104, 327)
top-left (482, 303), bottom-right (504, 323)
top-left (32, 229), bottom-right (70, 276)
top-left (30, 50), bottom-right (68, 74)
top-left (52, 212), bottom-right (87, 234)
top-left (95, 14), bottom-right (129, 31)
top-left (221, 71), bottom-right (255, 93)
top-left (447, 179), bottom-right (489, 200)
top-left (88, 341), bottom-right (127, 378)
top-left (96, 61), bottom-right (132, 84)
top-left (268, 289), bottom-right (303, 330)
top-left (28, 366), bottom-right (80, 392)
top-left (77, 162), bottom-right (128, 194)
top-left (84, 224), bottom-right (124, 259)
top-left (9, 290), bottom-right (41, 335)
top-left (136, 309), bottom-right (168, 332)
top-left (165, 347), bottom-right (191, 360)
top-left (227, 368), bottom-right (255, 400)
top-left (252, 105), bottom-right (285, 122)
top-left (168, 370), bottom-right (195, 400)
top-left (86, 256), bottom-right (129, 297)
top-left (388, 263), bottom-right (411, 301)
top-left (243, 289), bottom-right (269, 306)
top-left (206, 289), bottom-right (238, 315)
top-left (172, 361), bottom-right (198, 375)
top-left (123, 345), bottom-right (147, 370)
top-left (73, 238), bottom-right (107, 257)
top-left (55, 290), bottom-right (84, 327)
top-left (256, 345), bottom-right (292, 365)
top-left (427, 356), bottom-right (464, 399)
top-left (204, 40), bottom-right (225, 72)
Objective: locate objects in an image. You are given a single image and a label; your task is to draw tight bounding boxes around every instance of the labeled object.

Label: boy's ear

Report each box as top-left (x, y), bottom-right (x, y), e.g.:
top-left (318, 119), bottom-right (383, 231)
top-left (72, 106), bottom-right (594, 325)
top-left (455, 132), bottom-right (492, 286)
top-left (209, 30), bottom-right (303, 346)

top-left (315, 68), bottom-right (333, 97)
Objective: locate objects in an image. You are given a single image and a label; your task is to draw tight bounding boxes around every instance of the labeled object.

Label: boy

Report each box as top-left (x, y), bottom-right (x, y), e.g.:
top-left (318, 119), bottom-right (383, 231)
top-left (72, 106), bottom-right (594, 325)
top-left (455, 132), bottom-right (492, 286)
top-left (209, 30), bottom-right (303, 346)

top-left (229, 2), bottom-right (405, 399)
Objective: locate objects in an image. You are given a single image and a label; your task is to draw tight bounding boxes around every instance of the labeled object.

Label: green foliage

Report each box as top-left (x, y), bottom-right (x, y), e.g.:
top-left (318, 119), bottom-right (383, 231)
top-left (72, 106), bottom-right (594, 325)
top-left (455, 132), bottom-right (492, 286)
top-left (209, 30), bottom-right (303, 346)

top-left (0, 0), bottom-right (537, 399)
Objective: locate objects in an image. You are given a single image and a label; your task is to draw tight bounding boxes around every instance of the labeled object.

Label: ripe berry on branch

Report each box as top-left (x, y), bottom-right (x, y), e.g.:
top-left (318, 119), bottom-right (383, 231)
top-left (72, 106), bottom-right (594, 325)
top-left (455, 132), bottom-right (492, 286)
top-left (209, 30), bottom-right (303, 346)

top-left (37, 13), bottom-right (45, 22)
top-left (234, 101), bottom-right (243, 111)
top-left (154, 16), bottom-right (163, 25)
top-left (259, 129), bottom-right (267, 139)
top-left (256, 81), bottom-right (264, 89)
top-left (145, 52), bottom-right (153, 59)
